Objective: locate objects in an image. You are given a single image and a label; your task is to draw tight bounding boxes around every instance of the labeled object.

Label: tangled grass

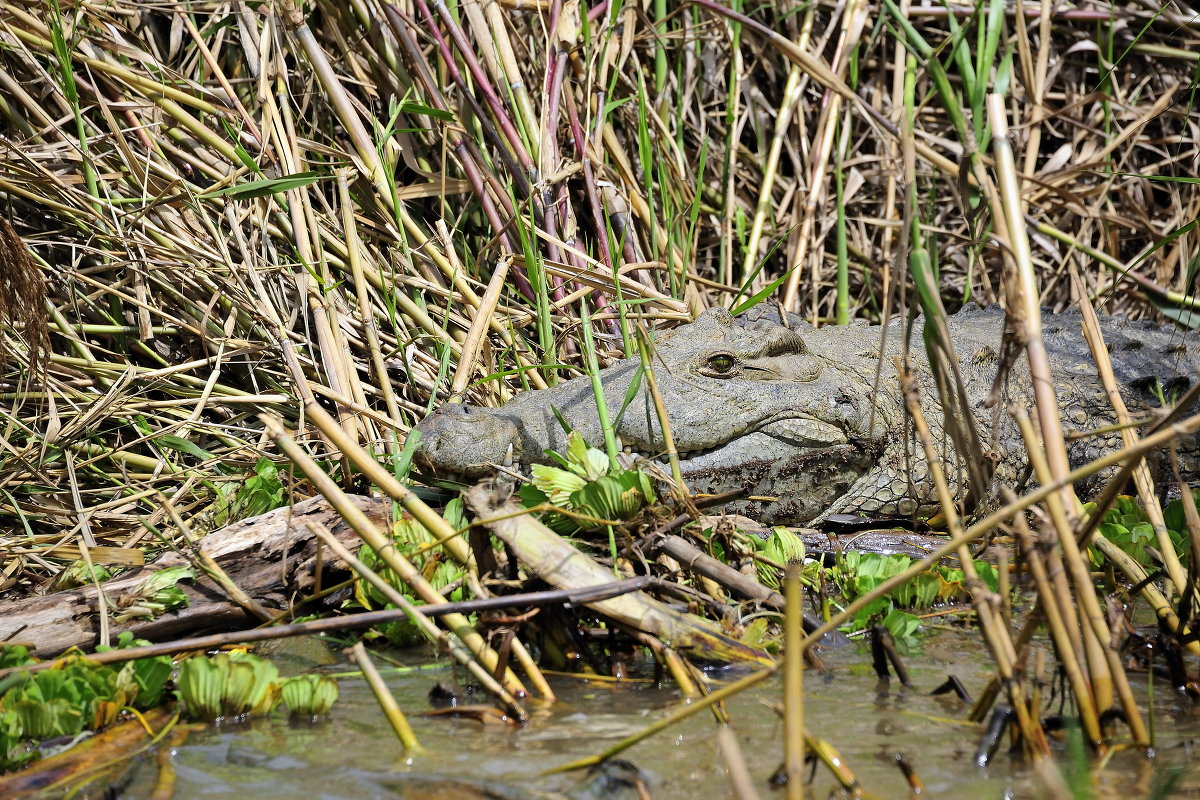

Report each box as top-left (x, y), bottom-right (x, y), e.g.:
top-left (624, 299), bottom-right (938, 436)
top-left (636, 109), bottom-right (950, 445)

top-left (0, 0), bottom-right (1196, 592)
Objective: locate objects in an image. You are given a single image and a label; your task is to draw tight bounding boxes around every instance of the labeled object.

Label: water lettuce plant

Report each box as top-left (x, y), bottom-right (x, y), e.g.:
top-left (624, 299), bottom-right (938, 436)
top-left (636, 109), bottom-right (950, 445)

top-left (353, 498), bottom-right (469, 646)
top-left (809, 551), bottom-right (1001, 643)
top-left (176, 652), bottom-right (280, 722)
top-left (0, 634), bottom-right (172, 770)
top-left (519, 431), bottom-right (657, 535)
top-left (0, 638), bottom-right (341, 772)
top-left (280, 675), bottom-right (339, 719)
top-left (1089, 492), bottom-right (1196, 568)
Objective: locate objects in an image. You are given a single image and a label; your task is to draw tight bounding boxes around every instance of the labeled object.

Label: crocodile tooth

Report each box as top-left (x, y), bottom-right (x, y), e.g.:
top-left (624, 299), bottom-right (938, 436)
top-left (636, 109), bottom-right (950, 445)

top-left (503, 443), bottom-right (513, 468)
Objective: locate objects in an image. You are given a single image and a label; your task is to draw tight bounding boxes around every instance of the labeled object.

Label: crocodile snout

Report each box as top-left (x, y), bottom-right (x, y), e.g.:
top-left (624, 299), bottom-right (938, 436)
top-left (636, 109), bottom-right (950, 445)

top-left (409, 404), bottom-right (523, 478)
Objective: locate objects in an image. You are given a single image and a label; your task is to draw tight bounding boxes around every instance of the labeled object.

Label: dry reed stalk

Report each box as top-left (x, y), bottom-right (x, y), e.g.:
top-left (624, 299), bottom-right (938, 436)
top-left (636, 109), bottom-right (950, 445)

top-left (264, 413), bottom-right (531, 698)
top-left (1015, 413), bottom-right (1148, 746)
top-left (1073, 272), bottom-right (1188, 595)
top-left (351, 642), bottom-right (424, 753)
top-left (783, 563), bottom-right (805, 800)
top-left (716, 724), bottom-right (762, 800)
top-left (310, 521), bottom-right (528, 717)
top-left (1007, 505), bottom-right (1102, 745)
top-left (900, 364), bottom-right (1049, 756)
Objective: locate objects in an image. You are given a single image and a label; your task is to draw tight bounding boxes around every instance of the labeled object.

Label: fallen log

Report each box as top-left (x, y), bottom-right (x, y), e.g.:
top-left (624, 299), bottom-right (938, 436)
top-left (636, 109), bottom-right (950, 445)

top-left (0, 495), bottom-right (389, 657)
top-left (463, 482), bottom-right (775, 667)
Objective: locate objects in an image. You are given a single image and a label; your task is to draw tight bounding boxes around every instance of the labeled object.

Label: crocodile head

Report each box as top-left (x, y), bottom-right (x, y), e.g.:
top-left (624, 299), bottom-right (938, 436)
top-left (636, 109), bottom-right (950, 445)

top-left (411, 307), bottom-right (893, 522)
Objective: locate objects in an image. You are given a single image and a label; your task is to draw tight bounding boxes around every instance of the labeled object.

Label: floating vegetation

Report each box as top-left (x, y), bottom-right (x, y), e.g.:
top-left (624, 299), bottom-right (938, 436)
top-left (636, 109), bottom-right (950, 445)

top-left (176, 653), bottom-right (281, 723)
top-left (280, 675), bottom-right (339, 720)
top-left (1089, 492), bottom-right (1199, 568)
top-left (0, 636), bottom-right (171, 771)
top-left (820, 552), bottom-right (1001, 642)
top-left (354, 500), bottom-right (469, 646)
top-left (520, 432), bottom-right (657, 535)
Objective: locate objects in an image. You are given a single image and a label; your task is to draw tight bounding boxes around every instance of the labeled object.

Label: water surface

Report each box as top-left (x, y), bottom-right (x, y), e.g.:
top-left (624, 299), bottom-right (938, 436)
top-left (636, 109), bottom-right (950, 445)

top-left (117, 628), bottom-right (1196, 799)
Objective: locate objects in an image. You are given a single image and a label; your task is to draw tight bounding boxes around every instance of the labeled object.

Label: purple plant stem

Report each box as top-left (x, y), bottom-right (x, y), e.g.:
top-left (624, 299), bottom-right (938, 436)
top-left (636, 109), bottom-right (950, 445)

top-left (430, 0), bottom-right (537, 179)
top-left (543, 188), bottom-right (568, 303)
top-left (384, 4), bottom-right (534, 300)
top-left (543, 50), bottom-right (568, 177)
top-left (385, 7), bottom-right (510, 232)
top-left (564, 89), bottom-right (621, 335)
top-left (406, 0), bottom-right (530, 197)
top-left (562, 219), bottom-right (614, 337)
top-left (541, 2), bottom-right (578, 306)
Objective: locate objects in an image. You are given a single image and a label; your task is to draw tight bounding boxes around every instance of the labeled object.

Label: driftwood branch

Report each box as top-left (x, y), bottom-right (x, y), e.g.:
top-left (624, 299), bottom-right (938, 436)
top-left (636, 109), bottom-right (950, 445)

top-left (0, 495), bottom-right (389, 657)
top-left (0, 578), bottom-right (666, 682)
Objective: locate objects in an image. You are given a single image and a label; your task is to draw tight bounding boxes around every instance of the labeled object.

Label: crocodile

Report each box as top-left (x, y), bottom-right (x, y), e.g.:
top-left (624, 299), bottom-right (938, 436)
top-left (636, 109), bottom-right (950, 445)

top-left (410, 305), bottom-right (1200, 523)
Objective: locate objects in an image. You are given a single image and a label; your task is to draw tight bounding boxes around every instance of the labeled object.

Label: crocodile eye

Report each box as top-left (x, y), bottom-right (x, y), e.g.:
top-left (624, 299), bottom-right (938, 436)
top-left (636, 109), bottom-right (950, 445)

top-left (705, 353), bottom-right (737, 375)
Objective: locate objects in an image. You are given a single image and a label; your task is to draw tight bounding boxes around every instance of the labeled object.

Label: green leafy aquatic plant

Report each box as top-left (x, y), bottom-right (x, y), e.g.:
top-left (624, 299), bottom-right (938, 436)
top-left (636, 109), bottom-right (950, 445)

top-left (280, 675), bottom-right (339, 719)
top-left (97, 633), bottom-right (173, 708)
top-left (749, 527), bottom-right (808, 590)
top-left (814, 551), bottom-right (1000, 642)
top-left (0, 638), bottom-right (339, 772)
top-left (216, 457), bottom-right (289, 524)
top-left (113, 565), bottom-right (195, 623)
top-left (1089, 493), bottom-right (1195, 568)
top-left (353, 498), bottom-right (468, 646)
top-left (0, 645), bottom-right (34, 670)
top-left (6, 667), bottom-right (106, 740)
top-left (0, 708), bottom-right (26, 772)
top-left (176, 652), bottom-right (281, 722)
top-left (0, 635), bottom-right (173, 769)
top-left (46, 560), bottom-right (112, 592)
top-left (518, 431), bottom-right (657, 535)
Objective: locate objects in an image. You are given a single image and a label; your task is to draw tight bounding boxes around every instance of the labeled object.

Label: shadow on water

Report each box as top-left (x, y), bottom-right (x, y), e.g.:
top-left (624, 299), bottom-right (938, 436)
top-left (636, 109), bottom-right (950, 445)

top-left (117, 628), bottom-right (1197, 799)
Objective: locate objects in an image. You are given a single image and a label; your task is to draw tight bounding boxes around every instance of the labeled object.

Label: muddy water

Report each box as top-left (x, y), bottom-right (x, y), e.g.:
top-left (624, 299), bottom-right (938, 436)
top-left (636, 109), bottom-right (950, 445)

top-left (118, 629), bottom-right (1197, 799)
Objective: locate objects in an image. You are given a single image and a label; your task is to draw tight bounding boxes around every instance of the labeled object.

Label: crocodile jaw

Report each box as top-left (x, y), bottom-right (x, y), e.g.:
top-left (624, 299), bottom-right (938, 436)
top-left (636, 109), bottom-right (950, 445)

top-left (651, 414), bottom-right (845, 464)
top-left (409, 396), bottom-right (884, 523)
top-left (622, 419), bottom-right (874, 524)
top-left (674, 430), bottom-right (880, 524)
top-left (675, 424), bottom-right (844, 469)
top-left (410, 404), bottom-right (523, 478)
